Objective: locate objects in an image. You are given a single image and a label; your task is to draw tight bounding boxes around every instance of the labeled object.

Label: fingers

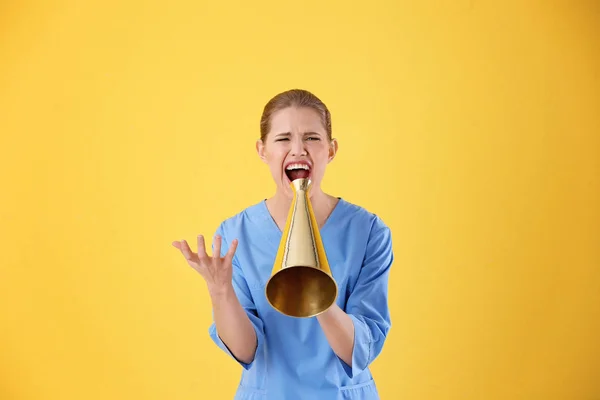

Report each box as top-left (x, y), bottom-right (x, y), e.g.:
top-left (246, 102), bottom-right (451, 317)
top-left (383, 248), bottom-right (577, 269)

top-left (179, 239), bottom-right (195, 261)
top-left (224, 239), bottom-right (239, 263)
top-left (172, 235), bottom-right (238, 264)
top-left (196, 235), bottom-right (209, 262)
top-left (213, 235), bottom-right (222, 258)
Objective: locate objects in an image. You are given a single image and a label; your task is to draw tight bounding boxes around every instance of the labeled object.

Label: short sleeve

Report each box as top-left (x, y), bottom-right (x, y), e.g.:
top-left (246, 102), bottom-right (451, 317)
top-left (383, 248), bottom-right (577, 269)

top-left (338, 218), bottom-right (393, 378)
top-left (207, 224), bottom-right (266, 370)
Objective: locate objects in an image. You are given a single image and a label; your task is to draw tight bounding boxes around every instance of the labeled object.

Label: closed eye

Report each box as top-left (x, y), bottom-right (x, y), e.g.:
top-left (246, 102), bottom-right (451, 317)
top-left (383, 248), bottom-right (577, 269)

top-left (274, 136), bottom-right (320, 142)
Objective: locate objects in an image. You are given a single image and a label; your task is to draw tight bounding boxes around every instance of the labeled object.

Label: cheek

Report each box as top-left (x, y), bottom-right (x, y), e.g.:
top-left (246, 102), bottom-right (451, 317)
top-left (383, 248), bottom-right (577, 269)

top-left (265, 151), bottom-right (285, 169)
top-left (265, 147), bottom-right (283, 160)
top-left (310, 146), bottom-right (330, 162)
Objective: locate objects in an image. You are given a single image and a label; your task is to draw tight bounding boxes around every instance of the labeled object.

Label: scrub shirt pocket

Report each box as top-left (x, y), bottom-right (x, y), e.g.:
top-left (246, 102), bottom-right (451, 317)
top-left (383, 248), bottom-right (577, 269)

top-left (233, 385), bottom-right (267, 400)
top-left (339, 379), bottom-right (379, 400)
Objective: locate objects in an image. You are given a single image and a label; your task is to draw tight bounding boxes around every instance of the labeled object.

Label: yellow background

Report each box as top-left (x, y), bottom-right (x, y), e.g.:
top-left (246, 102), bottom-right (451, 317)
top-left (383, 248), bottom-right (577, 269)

top-left (1, 1), bottom-right (599, 399)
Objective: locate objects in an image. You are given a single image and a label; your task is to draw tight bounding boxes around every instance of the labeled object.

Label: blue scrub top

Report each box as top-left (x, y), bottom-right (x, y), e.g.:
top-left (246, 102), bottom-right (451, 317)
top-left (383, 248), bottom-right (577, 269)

top-left (208, 198), bottom-right (393, 400)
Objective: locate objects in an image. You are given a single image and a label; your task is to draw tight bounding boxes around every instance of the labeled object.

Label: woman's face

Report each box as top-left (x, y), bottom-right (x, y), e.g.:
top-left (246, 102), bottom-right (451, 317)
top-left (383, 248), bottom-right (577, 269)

top-left (256, 106), bottom-right (337, 199)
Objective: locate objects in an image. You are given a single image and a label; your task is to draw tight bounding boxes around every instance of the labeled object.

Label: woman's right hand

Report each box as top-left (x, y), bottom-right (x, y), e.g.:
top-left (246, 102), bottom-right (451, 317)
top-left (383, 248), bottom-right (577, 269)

top-left (172, 234), bottom-right (239, 297)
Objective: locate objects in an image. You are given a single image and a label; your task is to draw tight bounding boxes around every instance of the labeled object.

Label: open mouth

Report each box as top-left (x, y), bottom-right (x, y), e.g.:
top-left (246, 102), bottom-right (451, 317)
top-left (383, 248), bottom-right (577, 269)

top-left (284, 162), bottom-right (311, 182)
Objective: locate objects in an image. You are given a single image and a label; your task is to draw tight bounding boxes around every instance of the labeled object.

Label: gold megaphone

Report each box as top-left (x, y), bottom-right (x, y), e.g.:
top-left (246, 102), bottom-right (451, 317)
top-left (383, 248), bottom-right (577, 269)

top-left (265, 178), bottom-right (338, 318)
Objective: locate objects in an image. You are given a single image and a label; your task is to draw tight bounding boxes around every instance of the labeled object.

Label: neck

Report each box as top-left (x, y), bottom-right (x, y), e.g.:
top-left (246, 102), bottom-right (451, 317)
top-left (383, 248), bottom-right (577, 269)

top-left (266, 185), bottom-right (338, 230)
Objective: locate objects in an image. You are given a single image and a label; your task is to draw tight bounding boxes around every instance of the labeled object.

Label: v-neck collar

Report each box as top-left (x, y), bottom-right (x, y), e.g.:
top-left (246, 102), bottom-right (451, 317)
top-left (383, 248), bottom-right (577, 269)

top-left (253, 197), bottom-right (345, 248)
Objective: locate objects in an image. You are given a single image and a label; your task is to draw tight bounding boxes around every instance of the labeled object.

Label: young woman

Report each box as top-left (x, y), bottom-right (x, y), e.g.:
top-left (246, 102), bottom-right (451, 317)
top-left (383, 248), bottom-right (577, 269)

top-left (173, 89), bottom-right (394, 399)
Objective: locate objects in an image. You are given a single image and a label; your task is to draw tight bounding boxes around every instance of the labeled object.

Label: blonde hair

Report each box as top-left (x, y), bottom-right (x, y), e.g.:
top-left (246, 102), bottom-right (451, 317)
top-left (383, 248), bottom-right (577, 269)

top-left (259, 89), bottom-right (332, 142)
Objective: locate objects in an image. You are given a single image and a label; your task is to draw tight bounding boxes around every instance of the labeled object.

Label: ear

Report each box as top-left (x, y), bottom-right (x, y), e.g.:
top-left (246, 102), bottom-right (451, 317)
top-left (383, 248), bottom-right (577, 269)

top-left (256, 139), bottom-right (267, 163)
top-left (328, 138), bottom-right (338, 163)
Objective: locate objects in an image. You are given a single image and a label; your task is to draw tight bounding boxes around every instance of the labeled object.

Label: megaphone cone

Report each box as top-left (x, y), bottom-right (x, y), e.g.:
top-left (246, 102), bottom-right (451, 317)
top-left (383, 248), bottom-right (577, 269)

top-left (265, 178), bottom-right (338, 318)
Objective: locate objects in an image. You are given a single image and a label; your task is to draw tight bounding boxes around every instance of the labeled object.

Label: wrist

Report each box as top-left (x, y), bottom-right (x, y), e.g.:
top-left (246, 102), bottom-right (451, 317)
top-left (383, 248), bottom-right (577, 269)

top-left (208, 283), bottom-right (235, 303)
top-left (317, 303), bottom-right (341, 320)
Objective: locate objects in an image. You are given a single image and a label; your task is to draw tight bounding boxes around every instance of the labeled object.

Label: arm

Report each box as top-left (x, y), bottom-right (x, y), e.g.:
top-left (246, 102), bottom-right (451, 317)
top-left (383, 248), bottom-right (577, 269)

top-left (208, 226), bottom-right (266, 369)
top-left (316, 303), bottom-right (355, 366)
top-left (209, 284), bottom-right (258, 365)
top-left (317, 220), bottom-right (394, 377)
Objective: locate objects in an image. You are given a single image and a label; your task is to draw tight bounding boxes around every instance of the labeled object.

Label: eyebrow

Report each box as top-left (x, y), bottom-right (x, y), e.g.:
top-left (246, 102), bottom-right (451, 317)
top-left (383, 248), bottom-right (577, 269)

top-left (274, 131), bottom-right (323, 137)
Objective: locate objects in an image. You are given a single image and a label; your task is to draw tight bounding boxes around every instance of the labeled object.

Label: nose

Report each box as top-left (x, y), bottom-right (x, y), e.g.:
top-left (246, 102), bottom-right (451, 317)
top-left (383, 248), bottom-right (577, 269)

top-left (290, 136), bottom-right (307, 156)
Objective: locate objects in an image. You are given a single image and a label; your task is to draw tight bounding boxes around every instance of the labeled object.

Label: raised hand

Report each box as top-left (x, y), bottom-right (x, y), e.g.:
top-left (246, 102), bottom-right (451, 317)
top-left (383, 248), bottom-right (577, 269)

top-left (172, 234), bottom-right (239, 296)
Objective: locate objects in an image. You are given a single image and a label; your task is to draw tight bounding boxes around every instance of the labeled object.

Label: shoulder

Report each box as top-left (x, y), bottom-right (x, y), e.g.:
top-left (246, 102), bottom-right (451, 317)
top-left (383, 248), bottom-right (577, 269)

top-left (213, 200), bottom-right (266, 239)
top-left (336, 198), bottom-right (391, 238)
top-left (333, 199), bottom-right (394, 273)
